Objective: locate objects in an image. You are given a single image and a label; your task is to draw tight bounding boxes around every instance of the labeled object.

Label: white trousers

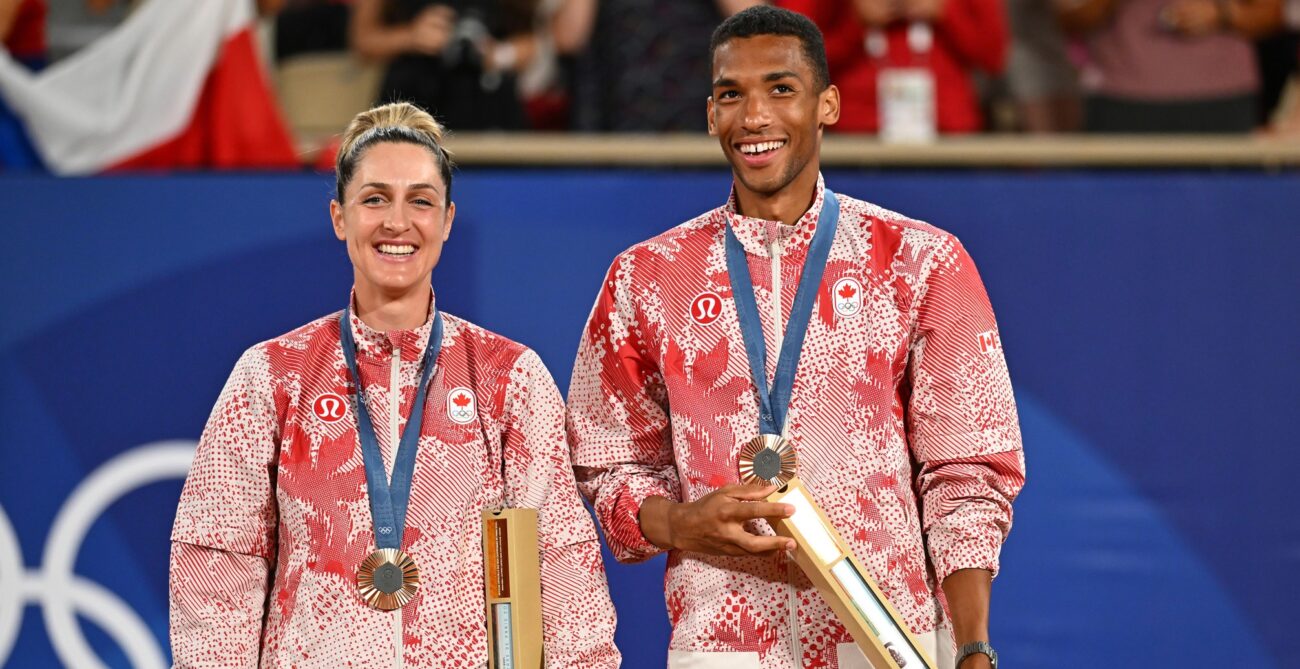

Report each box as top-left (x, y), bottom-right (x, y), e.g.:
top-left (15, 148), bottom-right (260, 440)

top-left (667, 625), bottom-right (956, 669)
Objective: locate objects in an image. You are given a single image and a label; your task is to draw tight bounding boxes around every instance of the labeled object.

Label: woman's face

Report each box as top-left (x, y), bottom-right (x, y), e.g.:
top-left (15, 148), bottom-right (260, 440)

top-left (330, 141), bottom-right (455, 301)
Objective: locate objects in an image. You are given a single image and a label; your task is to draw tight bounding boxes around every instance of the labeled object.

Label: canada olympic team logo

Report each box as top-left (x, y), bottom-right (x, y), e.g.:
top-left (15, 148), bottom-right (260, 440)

top-left (312, 392), bottom-right (349, 423)
top-left (832, 278), bottom-right (863, 317)
top-left (690, 291), bottom-right (723, 325)
top-left (447, 387), bottom-right (477, 424)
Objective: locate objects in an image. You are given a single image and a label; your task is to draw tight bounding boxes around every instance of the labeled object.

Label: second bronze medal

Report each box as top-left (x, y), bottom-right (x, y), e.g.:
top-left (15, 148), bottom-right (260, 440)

top-left (738, 434), bottom-right (797, 486)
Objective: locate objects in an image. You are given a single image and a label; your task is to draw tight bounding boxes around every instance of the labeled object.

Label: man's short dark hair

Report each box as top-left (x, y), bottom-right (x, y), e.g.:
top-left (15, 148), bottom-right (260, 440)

top-left (709, 6), bottom-right (830, 91)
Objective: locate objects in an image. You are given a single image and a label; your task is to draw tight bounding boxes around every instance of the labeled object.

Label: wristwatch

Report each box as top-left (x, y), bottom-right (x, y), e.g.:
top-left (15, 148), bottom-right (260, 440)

top-left (956, 641), bottom-right (998, 668)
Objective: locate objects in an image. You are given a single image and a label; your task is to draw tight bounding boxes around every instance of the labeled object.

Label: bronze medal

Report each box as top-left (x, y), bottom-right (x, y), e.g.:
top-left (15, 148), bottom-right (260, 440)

top-left (357, 548), bottom-right (421, 610)
top-left (737, 434), bottom-right (797, 486)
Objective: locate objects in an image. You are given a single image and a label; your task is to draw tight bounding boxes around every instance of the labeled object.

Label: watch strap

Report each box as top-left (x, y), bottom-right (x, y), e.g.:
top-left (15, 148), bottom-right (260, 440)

top-left (956, 641), bottom-right (998, 668)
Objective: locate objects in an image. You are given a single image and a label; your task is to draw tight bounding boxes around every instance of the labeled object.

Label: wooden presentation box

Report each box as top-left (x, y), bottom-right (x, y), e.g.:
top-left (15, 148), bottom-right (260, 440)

top-left (483, 508), bottom-right (544, 669)
top-left (767, 478), bottom-right (935, 669)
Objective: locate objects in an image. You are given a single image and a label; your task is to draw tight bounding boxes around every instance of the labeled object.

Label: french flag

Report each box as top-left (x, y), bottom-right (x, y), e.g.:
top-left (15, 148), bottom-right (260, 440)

top-left (0, 0), bottom-right (297, 174)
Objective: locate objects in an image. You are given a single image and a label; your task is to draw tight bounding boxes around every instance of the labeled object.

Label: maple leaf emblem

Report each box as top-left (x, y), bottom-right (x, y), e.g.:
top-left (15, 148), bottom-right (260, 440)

top-left (452, 393), bottom-right (471, 407)
top-left (837, 282), bottom-right (857, 299)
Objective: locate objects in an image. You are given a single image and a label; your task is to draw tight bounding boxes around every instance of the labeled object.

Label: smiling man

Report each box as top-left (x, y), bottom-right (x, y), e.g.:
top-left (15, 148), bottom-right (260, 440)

top-left (567, 6), bottom-right (1024, 669)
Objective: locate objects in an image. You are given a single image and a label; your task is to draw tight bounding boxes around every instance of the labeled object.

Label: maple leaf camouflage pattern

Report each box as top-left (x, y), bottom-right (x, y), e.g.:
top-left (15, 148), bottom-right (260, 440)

top-left (567, 177), bottom-right (1025, 668)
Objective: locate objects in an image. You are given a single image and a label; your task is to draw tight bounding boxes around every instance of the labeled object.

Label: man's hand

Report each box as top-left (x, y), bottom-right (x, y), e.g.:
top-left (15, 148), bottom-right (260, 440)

top-left (640, 484), bottom-right (796, 556)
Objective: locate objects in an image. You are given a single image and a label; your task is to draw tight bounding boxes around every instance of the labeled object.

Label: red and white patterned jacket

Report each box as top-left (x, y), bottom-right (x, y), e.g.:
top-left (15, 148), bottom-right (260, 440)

top-left (171, 295), bottom-right (620, 668)
top-left (568, 177), bottom-right (1024, 668)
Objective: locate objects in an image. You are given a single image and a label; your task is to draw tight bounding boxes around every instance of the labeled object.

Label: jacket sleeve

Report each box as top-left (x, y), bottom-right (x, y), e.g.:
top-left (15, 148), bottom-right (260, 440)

top-left (906, 235), bottom-right (1025, 584)
top-left (502, 349), bottom-right (621, 668)
top-left (170, 345), bottom-right (280, 667)
top-left (566, 255), bottom-right (681, 564)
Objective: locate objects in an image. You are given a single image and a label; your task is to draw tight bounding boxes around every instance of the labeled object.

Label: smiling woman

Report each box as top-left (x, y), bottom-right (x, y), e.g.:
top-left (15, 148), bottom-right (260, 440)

top-left (331, 105), bottom-right (456, 331)
top-left (167, 102), bottom-right (621, 668)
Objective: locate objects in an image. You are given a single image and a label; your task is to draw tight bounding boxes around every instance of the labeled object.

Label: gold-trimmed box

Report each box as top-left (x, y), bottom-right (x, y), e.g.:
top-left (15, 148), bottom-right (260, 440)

top-left (768, 478), bottom-right (935, 669)
top-left (483, 508), bottom-right (543, 669)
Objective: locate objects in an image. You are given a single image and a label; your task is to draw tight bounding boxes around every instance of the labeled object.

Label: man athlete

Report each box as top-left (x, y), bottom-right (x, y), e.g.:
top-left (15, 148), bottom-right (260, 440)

top-left (567, 6), bottom-right (1023, 668)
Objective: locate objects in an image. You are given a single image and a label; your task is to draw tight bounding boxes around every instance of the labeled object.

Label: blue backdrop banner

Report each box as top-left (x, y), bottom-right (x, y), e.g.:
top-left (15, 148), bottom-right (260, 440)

top-left (1, 169), bottom-right (1296, 668)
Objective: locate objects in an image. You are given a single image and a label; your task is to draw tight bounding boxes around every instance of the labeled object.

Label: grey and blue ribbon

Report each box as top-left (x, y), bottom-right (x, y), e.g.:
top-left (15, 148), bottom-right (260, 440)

top-left (339, 306), bottom-right (443, 550)
top-left (724, 190), bottom-right (839, 436)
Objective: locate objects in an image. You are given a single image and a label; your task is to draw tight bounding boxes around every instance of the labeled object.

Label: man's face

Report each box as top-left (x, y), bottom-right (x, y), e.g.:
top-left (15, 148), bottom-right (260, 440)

top-left (708, 34), bottom-right (839, 200)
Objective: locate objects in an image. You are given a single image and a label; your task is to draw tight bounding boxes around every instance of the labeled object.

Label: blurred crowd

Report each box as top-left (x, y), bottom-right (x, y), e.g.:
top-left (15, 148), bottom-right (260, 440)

top-left (4, 0), bottom-right (1300, 138)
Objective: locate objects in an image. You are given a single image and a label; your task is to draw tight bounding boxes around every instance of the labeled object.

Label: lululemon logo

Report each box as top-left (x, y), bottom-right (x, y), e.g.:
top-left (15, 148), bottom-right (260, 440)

top-left (313, 393), bottom-right (349, 423)
top-left (690, 292), bottom-right (723, 325)
top-left (832, 278), bottom-right (863, 317)
top-left (447, 387), bottom-right (476, 424)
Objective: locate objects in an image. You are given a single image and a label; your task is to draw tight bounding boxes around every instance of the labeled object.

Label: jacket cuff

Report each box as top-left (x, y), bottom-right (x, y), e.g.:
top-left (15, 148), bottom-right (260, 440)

top-left (596, 475), bottom-right (678, 563)
top-left (927, 523), bottom-right (1003, 584)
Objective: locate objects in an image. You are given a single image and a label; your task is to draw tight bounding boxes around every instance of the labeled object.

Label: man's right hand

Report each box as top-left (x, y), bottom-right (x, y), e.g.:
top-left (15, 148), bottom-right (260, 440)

top-left (640, 484), bottom-right (797, 557)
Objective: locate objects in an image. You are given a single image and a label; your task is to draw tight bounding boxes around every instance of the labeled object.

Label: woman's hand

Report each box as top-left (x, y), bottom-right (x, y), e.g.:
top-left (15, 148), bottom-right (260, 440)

top-left (409, 5), bottom-right (456, 55)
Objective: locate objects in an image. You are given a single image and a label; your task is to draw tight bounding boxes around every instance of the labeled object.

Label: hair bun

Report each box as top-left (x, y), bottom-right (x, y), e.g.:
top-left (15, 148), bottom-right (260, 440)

top-left (334, 102), bottom-right (455, 202)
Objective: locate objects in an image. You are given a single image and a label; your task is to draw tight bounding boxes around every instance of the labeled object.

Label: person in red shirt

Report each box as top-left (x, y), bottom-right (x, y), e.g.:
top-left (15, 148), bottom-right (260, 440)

top-left (778, 0), bottom-right (1007, 133)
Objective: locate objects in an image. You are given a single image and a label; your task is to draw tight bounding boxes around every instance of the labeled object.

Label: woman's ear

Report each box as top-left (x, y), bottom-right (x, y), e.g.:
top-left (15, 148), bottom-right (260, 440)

top-left (442, 201), bottom-right (456, 242)
top-left (330, 199), bottom-right (346, 241)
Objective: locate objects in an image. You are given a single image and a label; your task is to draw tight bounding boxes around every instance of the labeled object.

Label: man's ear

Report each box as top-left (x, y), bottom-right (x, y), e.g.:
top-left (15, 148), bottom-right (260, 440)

top-left (820, 84), bottom-right (841, 128)
top-left (707, 96), bottom-right (717, 136)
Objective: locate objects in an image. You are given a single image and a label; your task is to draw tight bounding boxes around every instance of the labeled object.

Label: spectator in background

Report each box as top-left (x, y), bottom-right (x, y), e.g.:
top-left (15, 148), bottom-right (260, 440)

top-left (516, 0), bottom-right (568, 128)
top-left (351, 0), bottom-right (537, 130)
top-left (44, 0), bottom-right (126, 62)
top-left (778, 0), bottom-right (1008, 134)
top-left (556, 0), bottom-right (761, 131)
top-left (1004, 0), bottom-right (1081, 132)
top-left (1058, 0), bottom-right (1281, 132)
top-left (274, 0), bottom-right (352, 62)
top-left (1258, 0), bottom-right (1300, 133)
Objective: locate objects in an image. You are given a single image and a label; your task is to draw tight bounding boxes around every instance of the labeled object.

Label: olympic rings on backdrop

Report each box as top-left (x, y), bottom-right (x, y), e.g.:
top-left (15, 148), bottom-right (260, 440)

top-left (0, 440), bottom-right (196, 669)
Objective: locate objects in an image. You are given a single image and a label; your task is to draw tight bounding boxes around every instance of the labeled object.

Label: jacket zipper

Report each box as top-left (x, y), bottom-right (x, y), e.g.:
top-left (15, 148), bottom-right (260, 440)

top-left (769, 236), bottom-right (801, 664)
top-left (769, 240), bottom-right (784, 354)
top-left (389, 348), bottom-right (404, 669)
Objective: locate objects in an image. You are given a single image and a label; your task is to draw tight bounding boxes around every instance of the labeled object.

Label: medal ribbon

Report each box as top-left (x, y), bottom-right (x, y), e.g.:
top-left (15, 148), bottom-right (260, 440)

top-left (339, 306), bottom-right (444, 550)
top-left (724, 189), bottom-right (839, 436)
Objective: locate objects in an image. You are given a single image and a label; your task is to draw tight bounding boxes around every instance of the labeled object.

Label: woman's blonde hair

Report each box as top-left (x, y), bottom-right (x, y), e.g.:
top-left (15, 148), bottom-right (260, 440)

top-left (335, 102), bottom-right (454, 204)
